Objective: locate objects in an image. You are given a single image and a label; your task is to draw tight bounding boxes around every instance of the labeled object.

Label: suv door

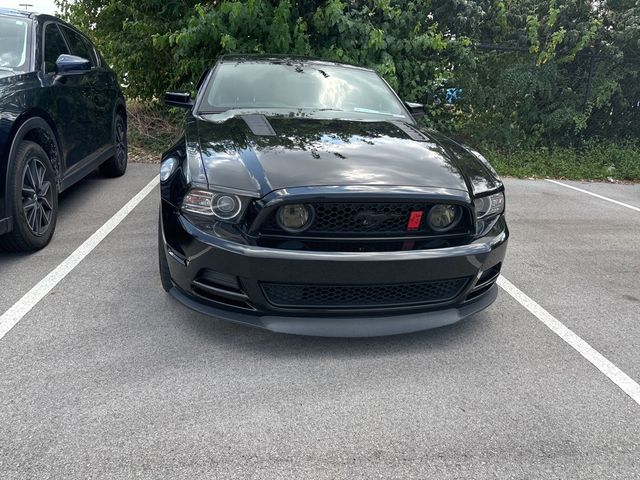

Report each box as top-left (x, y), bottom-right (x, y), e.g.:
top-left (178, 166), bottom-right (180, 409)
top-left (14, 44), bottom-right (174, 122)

top-left (59, 26), bottom-right (114, 153)
top-left (43, 22), bottom-right (97, 173)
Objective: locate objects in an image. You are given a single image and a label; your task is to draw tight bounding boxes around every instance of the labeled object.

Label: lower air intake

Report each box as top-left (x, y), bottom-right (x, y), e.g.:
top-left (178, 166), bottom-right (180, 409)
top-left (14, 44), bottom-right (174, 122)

top-left (261, 278), bottom-right (469, 309)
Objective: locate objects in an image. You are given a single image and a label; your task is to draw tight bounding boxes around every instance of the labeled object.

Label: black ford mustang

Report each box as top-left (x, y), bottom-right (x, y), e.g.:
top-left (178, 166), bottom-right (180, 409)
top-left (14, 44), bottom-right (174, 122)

top-left (0, 8), bottom-right (127, 251)
top-left (159, 56), bottom-right (508, 337)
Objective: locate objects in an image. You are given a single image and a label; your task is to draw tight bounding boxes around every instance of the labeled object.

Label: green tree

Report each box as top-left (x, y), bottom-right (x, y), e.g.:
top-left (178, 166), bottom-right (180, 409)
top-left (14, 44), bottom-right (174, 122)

top-left (432, 0), bottom-right (638, 146)
top-left (56, 0), bottom-right (201, 98)
top-left (57, 0), bottom-right (640, 147)
top-left (57, 0), bottom-right (472, 106)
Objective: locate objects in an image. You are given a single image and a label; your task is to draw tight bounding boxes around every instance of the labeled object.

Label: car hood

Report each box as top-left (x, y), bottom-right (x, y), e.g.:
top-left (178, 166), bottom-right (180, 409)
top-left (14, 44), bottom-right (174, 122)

top-left (0, 74), bottom-right (16, 99)
top-left (187, 113), bottom-right (500, 198)
top-left (0, 70), bottom-right (27, 88)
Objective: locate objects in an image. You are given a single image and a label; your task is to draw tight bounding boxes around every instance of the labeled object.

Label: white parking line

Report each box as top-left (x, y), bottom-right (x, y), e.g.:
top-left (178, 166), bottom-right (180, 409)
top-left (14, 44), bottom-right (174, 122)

top-left (497, 275), bottom-right (640, 406)
top-left (546, 179), bottom-right (640, 212)
top-left (0, 175), bottom-right (159, 342)
top-left (3, 173), bottom-right (638, 406)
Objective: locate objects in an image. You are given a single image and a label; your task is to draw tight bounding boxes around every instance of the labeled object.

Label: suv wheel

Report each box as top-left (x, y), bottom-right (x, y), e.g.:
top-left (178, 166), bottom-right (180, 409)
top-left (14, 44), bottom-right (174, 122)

top-left (100, 113), bottom-right (128, 178)
top-left (0, 141), bottom-right (58, 252)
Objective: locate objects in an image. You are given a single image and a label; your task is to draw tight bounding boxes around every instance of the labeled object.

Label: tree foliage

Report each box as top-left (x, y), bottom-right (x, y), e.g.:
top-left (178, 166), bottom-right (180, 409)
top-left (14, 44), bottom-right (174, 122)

top-left (429, 0), bottom-right (640, 146)
top-left (57, 0), bottom-right (640, 147)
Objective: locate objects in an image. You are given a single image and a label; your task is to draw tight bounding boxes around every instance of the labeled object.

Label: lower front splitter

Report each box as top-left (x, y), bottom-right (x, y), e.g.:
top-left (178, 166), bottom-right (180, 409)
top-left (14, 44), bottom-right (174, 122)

top-left (169, 284), bottom-right (498, 337)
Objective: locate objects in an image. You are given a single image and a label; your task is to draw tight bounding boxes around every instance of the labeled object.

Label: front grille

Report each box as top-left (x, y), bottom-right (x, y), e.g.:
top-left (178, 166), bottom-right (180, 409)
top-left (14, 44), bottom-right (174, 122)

top-left (261, 278), bottom-right (469, 309)
top-left (259, 202), bottom-right (468, 237)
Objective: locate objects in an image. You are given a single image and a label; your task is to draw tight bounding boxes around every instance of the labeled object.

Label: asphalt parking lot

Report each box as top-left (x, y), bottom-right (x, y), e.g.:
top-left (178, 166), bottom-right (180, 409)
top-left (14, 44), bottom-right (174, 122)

top-left (1, 163), bottom-right (639, 479)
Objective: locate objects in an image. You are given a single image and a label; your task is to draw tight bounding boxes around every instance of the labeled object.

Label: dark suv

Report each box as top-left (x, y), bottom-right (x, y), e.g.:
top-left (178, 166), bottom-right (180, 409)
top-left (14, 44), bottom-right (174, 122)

top-left (0, 8), bottom-right (127, 251)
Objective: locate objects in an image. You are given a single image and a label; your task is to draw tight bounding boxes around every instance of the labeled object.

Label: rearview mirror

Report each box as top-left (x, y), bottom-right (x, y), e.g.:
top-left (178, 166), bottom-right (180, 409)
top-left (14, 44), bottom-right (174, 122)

top-left (55, 54), bottom-right (91, 75)
top-left (165, 92), bottom-right (194, 109)
top-left (405, 101), bottom-right (425, 118)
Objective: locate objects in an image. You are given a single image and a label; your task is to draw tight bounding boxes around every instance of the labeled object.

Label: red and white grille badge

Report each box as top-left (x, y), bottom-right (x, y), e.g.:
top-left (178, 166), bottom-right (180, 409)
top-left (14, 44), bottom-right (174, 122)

top-left (407, 211), bottom-right (424, 230)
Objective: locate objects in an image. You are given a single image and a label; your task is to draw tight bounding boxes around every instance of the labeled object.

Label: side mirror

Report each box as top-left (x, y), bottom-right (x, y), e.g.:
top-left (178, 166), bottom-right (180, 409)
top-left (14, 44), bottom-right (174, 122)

top-left (55, 54), bottom-right (91, 75)
top-left (405, 101), bottom-right (425, 118)
top-left (165, 92), bottom-right (194, 109)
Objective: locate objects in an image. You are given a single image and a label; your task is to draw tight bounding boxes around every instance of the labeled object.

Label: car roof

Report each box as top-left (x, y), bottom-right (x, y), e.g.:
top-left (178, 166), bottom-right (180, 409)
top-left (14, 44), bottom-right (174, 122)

top-left (0, 8), bottom-right (75, 25)
top-left (0, 8), bottom-right (63, 23)
top-left (218, 54), bottom-right (374, 72)
top-left (0, 7), bottom-right (35, 19)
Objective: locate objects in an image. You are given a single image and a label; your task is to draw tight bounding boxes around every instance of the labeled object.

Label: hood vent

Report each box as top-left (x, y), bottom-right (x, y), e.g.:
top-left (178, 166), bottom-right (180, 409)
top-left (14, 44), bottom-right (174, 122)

top-left (242, 114), bottom-right (276, 136)
top-left (389, 121), bottom-right (428, 142)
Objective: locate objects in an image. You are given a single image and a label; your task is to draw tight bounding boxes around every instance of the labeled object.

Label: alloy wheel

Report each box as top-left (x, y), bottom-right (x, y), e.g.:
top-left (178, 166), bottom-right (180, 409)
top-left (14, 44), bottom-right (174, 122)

top-left (115, 117), bottom-right (127, 169)
top-left (21, 157), bottom-right (53, 236)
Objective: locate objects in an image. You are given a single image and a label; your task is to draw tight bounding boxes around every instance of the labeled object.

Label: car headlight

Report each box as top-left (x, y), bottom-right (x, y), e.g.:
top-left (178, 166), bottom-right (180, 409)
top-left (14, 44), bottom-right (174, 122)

top-left (160, 156), bottom-right (177, 182)
top-left (474, 192), bottom-right (505, 219)
top-left (474, 191), bottom-right (505, 235)
top-left (276, 204), bottom-right (315, 233)
top-left (427, 204), bottom-right (462, 232)
top-left (182, 188), bottom-right (245, 222)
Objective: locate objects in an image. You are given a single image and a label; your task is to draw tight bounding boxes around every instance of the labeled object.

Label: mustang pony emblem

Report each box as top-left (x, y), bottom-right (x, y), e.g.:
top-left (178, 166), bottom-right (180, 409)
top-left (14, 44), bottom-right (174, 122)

top-left (354, 211), bottom-right (402, 229)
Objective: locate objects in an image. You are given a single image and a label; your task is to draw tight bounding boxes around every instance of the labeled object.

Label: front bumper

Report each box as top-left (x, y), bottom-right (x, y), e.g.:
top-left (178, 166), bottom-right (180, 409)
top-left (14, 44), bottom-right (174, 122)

top-left (170, 283), bottom-right (498, 337)
top-left (161, 204), bottom-right (508, 337)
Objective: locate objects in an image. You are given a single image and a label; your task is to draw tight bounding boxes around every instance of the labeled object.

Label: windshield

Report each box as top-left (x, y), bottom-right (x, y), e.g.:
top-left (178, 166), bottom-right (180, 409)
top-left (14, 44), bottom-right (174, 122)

top-left (200, 61), bottom-right (408, 119)
top-left (0, 16), bottom-right (30, 74)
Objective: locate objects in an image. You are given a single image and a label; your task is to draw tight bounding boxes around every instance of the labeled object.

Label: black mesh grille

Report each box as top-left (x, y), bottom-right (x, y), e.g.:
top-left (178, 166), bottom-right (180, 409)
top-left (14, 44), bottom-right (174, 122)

top-left (260, 202), bottom-right (464, 236)
top-left (261, 278), bottom-right (469, 309)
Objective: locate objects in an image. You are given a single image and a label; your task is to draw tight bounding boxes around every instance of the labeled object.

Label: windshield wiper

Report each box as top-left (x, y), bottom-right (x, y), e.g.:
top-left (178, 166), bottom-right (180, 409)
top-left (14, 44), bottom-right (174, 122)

top-left (198, 108), bottom-right (229, 114)
top-left (0, 66), bottom-right (16, 72)
top-left (353, 108), bottom-right (401, 117)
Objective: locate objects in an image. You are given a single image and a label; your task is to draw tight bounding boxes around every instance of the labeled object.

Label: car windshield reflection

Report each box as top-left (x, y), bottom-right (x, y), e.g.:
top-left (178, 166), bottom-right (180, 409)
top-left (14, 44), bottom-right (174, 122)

top-left (0, 16), bottom-right (29, 72)
top-left (199, 61), bottom-right (408, 120)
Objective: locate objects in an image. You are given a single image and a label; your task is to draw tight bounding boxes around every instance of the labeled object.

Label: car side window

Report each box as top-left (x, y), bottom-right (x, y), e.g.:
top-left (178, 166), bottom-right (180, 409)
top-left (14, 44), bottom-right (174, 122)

top-left (83, 39), bottom-right (100, 67)
top-left (43, 23), bottom-right (69, 74)
top-left (61, 26), bottom-right (97, 67)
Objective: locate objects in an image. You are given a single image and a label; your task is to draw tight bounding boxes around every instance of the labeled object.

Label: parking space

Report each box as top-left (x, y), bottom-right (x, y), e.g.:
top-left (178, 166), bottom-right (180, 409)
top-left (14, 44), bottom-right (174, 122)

top-left (547, 179), bottom-right (640, 210)
top-left (0, 164), bottom-right (159, 314)
top-left (1, 165), bottom-right (639, 479)
top-left (503, 179), bottom-right (640, 380)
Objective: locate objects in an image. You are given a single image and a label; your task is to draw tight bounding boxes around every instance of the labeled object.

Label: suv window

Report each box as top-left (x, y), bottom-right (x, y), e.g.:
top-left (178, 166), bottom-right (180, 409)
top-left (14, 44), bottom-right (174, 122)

top-left (82, 38), bottom-right (99, 67)
top-left (61, 26), bottom-right (97, 67)
top-left (43, 23), bottom-right (68, 73)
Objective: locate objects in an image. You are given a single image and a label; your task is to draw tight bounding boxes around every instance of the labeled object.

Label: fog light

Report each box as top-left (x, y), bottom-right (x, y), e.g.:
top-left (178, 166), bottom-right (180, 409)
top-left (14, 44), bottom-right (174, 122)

top-left (428, 204), bottom-right (460, 232)
top-left (277, 204), bottom-right (314, 233)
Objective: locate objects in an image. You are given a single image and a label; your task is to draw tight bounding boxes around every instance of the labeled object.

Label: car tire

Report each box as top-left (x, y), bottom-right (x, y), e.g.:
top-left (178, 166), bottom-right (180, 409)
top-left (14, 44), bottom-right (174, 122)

top-left (0, 141), bottom-right (58, 252)
top-left (158, 209), bottom-right (173, 292)
top-left (100, 113), bottom-right (128, 178)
